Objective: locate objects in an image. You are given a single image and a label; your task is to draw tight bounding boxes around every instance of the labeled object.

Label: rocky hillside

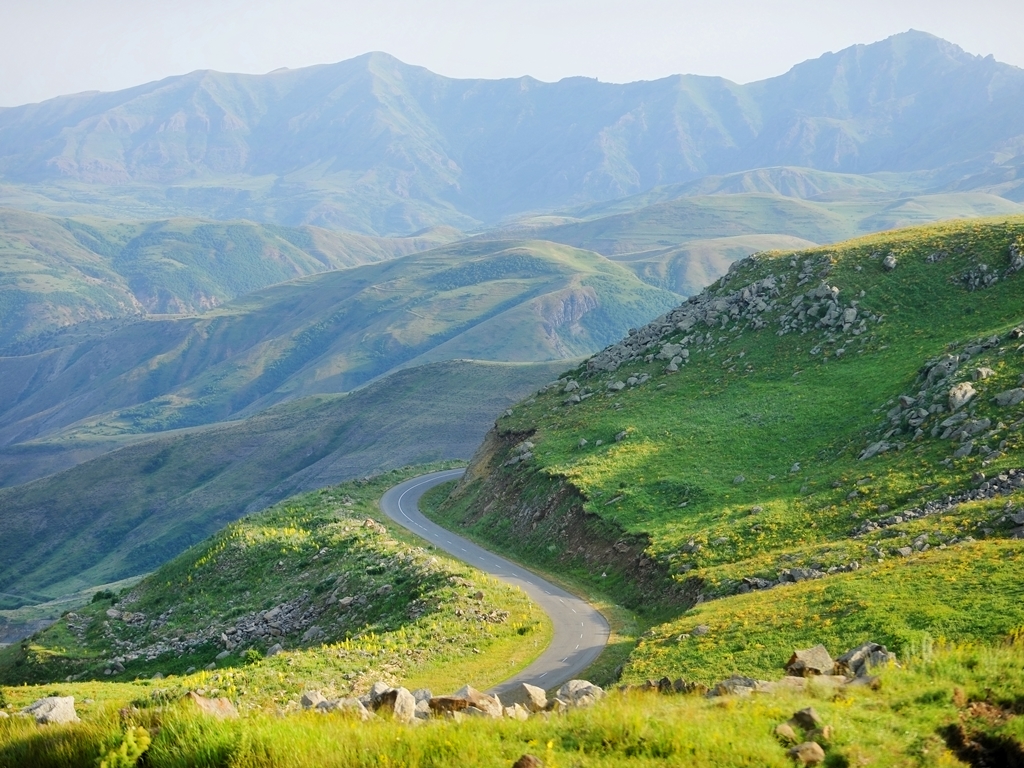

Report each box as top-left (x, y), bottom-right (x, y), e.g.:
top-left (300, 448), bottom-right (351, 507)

top-left (428, 214), bottom-right (1024, 682)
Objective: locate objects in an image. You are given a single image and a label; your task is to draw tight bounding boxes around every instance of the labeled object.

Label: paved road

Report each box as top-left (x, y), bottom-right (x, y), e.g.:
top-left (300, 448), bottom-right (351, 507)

top-left (380, 469), bottom-right (609, 696)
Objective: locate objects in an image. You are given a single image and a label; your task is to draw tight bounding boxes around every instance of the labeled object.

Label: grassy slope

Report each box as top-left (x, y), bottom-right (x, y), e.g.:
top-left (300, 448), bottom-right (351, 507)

top-left (433, 215), bottom-right (1024, 682)
top-left (0, 239), bottom-right (678, 449)
top-left (0, 468), bottom-right (551, 698)
top-left (0, 358), bottom-right (568, 606)
top-left (498, 191), bottom-right (1023, 259)
top-left (0, 208), bottom-right (456, 352)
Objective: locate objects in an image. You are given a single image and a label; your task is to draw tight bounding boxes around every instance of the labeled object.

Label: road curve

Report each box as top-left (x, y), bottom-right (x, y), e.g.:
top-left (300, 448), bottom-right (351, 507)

top-left (380, 469), bottom-right (609, 696)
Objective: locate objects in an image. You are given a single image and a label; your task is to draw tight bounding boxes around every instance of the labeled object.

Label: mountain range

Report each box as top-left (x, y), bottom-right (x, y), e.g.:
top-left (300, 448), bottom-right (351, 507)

top-left (1, 31), bottom-right (1023, 233)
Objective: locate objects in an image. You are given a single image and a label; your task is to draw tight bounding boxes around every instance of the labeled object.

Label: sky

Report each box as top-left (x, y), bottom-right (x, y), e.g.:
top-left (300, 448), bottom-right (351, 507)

top-left (2, 0), bottom-right (1023, 107)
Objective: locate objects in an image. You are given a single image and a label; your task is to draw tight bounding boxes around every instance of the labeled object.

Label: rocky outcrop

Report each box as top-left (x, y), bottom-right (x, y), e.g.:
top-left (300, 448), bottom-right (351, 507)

top-left (21, 696), bottom-right (79, 724)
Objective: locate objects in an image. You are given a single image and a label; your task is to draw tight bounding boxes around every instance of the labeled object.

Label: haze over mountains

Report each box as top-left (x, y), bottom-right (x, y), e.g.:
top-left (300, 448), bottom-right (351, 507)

top-left (3, 29), bottom-right (1024, 619)
top-left (0, 31), bottom-right (1022, 233)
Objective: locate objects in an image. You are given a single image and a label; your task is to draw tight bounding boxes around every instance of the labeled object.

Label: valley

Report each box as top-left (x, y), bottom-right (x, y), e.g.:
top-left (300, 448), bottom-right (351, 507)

top-left (3, 27), bottom-right (1024, 767)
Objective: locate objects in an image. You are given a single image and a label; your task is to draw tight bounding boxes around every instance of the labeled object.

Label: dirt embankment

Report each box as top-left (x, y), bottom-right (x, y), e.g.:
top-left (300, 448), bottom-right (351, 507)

top-left (445, 427), bottom-right (698, 613)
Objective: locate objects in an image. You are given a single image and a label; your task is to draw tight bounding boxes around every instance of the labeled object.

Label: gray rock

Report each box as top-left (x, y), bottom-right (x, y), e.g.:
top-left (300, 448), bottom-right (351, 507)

top-left (926, 355), bottom-right (959, 383)
top-left (785, 645), bottom-right (834, 677)
top-left (22, 697), bottom-right (79, 725)
top-left (788, 741), bottom-right (826, 765)
top-left (859, 440), bottom-right (891, 461)
top-left (607, 381), bottom-right (626, 391)
top-left (557, 679), bottom-right (605, 708)
top-left (411, 688), bottom-right (432, 703)
top-left (369, 681), bottom-right (393, 707)
top-left (563, 380), bottom-right (579, 393)
top-left (953, 440), bottom-right (975, 459)
top-left (974, 367), bottom-right (996, 381)
top-left (691, 624), bottom-right (711, 636)
top-left (377, 687), bottom-right (416, 723)
top-left (835, 641), bottom-right (896, 677)
top-left (452, 685), bottom-right (503, 718)
top-left (615, 430), bottom-right (628, 442)
top-left (896, 546), bottom-right (914, 557)
top-left (266, 643), bottom-right (284, 657)
top-left (301, 690), bottom-right (326, 709)
top-left (501, 683), bottom-right (548, 712)
top-left (948, 382), bottom-right (977, 411)
top-left (882, 254), bottom-right (898, 271)
top-left (993, 388), bottom-right (1024, 407)
top-left (215, 650), bottom-right (231, 661)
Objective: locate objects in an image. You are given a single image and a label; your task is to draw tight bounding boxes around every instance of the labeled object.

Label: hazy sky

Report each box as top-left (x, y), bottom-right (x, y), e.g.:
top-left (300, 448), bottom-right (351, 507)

top-left (2, 0), bottom-right (1023, 107)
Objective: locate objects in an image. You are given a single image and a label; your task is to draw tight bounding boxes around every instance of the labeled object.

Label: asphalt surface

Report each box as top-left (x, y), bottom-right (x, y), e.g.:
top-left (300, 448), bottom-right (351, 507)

top-left (379, 469), bottom-right (609, 696)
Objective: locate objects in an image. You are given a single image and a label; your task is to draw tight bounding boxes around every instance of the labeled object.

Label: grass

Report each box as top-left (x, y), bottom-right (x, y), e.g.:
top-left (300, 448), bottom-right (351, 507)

top-left (0, 467), bottom-right (551, 700)
top-left (3, 642), bottom-right (1024, 766)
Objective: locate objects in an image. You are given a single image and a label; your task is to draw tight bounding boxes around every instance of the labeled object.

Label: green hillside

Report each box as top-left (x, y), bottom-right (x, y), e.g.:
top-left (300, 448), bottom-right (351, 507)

top-left (431, 215), bottom-right (1024, 682)
top-left (0, 239), bottom-right (677, 450)
top-left (496, 191), bottom-right (1023, 260)
top-left (0, 358), bottom-right (566, 606)
top-left (0, 468), bottom-right (549, 697)
top-left (0, 208), bottom-right (456, 353)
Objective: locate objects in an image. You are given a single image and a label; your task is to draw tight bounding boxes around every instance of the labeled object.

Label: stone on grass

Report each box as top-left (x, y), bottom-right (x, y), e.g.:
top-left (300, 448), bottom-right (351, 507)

top-left (948, 382), bottom-right (976, 411)
top-left (993, 388), bottom-right (1024, 407)
top-left (185, 691), bottom-right (239, 719)
top-left (882, 254), bottom-right (897, 271)
top-left (22, 697), bottom-right (79, 725)
top-left (266, 643), bottom-right (284, 657)
top-left (557, 680), bottom-right (605, 708)
top-left (453, 685), bottom-right (503, 718)
top-left (835, 641), bottom-right (896, 678)
top-left (377, 687), bottom-right (416, 723)
top-left (792, 707), bottom-right (824, 730)
top-left (785, 645), bottom-right (834, 677)
top-left (502, 682), bottom-right (547, 712)
top-left (775, 723), bottom-right (798, 743)
top-left (788, 741), bottom-right (826, 765)
top-left (301, 690), bottom-right (326, 710)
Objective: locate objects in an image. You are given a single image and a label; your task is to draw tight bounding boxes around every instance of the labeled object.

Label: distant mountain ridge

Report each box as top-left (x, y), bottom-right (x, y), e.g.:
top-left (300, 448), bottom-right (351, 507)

top-left (0, 31), bottom-right (1022, 233)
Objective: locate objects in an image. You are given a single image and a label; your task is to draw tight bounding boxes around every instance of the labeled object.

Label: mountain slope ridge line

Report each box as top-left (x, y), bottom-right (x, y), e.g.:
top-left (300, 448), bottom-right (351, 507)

top-left (379, 469), bottom-right (609, 694)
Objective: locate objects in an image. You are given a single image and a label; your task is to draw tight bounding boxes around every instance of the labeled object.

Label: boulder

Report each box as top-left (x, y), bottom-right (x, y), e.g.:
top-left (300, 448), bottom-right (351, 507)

top-left (792, 707), bottom-right (824, 729)
top-left (973, 367), bottom-right (995, 381)
top-left (882, 254), bottom-right (898, 271)
top-left (501, 682), bottom-right (547, 712)
top-left (266, 643), bottom-right (284, 657)
top-left (785, 645), bottom-right (834, 677)
top-left (22, 696), bottom-right (79, 725)
top-left (993, 388), bottom-right (1024, 407)
top-left (775, 723), bottom-right (798, 743)
top-left (557, 679), bottom-right (605, 708)
top-left (788, 742), bottom-right (826, 765)
top-left (324, 698), bottom-right (370, 720)
top-left (710, 675), bottom-right (758, 696)
top-left (835, 641), bottom-right (896, 677)
top-left (948, 382), bottom-right (976, 411)
top-left (301, 690), bottom-right (326, 710)
top-left (185, 691), bottom-right (239, 719)
top-left (377, 687), bottom-right (416, 723)
top-left (453, 685), bottom-right (503, 718)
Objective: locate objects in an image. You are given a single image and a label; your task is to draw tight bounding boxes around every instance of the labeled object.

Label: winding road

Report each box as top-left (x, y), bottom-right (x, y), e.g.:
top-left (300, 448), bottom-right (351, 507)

top-left (380, 469), bottom-right (609, 696)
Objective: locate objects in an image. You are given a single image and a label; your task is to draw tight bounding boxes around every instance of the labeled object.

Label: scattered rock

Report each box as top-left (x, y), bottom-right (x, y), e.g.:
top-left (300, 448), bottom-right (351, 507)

top-left (882, 254), bottom-right (897, 271)
top-left (267, 643), bottom-right (284, 657)
top-left (377, 687), bottom-right (417, 723)
top-left (785, 645), bottom-right (834, 677)
top-left (21, 697), bottom-right (79, 725)
top-left (557, 680), bottom-right (605, 708)
top-left (973, 367), bottom-right (995, 381)
top-left (993, 388), bottom-right (1024, 407)
top-left (948, 382), bottom-right (976, 411)
top-left (835, 641), bottom-right (896, 677)
top-left (502, 683), bottom-right (548, 713)
top-left (775, 723), bottom-right (799, 744)
top-left (691, 624), bottom-right (711, 636)
top-left (788, 741), bottom-right (826, 765)
top-left (301, 690), bottom-right (327, 710)
top-left (185, 691), bottom-right (239, 719)
top-left (792, 707), bottom-right (824, 729)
